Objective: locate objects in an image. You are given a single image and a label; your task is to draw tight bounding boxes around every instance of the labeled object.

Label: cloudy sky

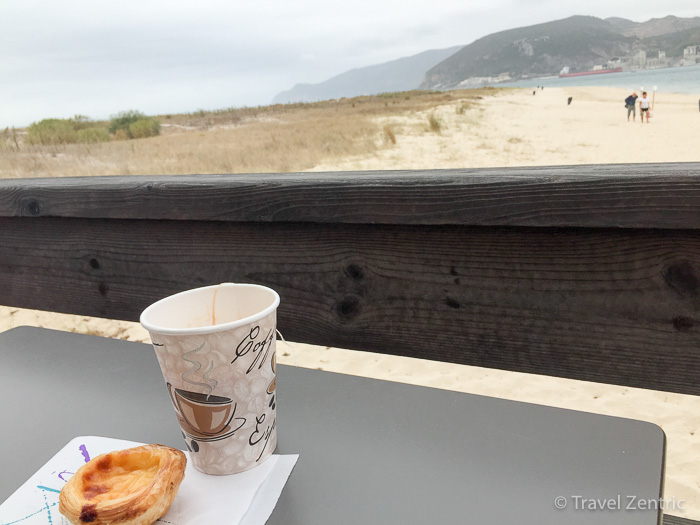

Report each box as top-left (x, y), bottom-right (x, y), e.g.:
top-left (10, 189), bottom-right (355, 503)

top-left (2, 0), bottom-right (699, 127)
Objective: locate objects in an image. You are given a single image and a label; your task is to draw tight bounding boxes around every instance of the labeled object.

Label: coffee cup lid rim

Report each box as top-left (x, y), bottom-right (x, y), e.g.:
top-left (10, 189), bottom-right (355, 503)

top-left (140, 283), bottom-right (279, 335)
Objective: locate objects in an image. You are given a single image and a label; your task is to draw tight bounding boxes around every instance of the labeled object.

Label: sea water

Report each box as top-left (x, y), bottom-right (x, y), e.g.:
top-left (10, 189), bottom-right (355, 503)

top-left (497, 64), bottom-right (700, 95)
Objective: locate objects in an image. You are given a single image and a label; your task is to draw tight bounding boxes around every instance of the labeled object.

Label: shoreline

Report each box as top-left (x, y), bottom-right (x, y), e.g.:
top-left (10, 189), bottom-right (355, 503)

top-left (495, 64), bottom-right (700, 94)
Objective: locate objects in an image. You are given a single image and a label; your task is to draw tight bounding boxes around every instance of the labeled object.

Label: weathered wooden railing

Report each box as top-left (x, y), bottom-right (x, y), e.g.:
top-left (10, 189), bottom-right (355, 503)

top-left (1, 163), bottom-right (699, 396)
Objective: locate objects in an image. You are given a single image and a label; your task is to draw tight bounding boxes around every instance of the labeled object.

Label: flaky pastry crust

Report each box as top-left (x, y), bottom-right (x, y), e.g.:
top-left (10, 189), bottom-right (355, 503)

top-left (59, 444), bottom-right (186, 525)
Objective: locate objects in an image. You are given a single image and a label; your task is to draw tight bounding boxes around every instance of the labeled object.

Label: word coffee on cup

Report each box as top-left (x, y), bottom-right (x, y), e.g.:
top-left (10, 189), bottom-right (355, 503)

top-left (140, 283), bottom-right (279, 475)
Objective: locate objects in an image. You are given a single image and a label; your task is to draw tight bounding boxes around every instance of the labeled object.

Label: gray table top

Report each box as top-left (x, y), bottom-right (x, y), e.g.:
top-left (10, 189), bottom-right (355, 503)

top-left (0, 327), bottom-right (665, 524)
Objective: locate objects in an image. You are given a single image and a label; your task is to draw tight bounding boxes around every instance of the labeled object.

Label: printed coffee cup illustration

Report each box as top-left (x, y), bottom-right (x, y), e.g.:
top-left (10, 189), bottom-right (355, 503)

top-left (141, 283), bottom-right (280, 475)
top-left (168, 383), bottom-right (241, 436)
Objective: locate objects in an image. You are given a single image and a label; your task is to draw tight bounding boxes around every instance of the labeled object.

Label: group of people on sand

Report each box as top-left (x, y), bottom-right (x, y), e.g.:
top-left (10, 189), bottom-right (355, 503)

top-left (625, 92), bottom-right (652, 123)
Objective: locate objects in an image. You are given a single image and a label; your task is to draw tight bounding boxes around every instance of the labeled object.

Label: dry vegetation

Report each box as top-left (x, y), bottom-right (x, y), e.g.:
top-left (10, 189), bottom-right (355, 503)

top-left (0, 89), bottom-right (495, 179)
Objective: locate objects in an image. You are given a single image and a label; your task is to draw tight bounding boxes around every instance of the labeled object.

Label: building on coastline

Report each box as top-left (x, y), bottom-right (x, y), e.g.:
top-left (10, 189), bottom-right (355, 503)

top-left (682, 45), bottom-right (700, 65)
top-left (610, 50), bottom-right (675, 71)
top-left (469, 44), bottom-right (700, 86)
top-left (645, 51), bottom-right (669, 69)
top-left (458, 72), bottom-right (512, 87)
top-left (631, 51), bottom-right (647, 69)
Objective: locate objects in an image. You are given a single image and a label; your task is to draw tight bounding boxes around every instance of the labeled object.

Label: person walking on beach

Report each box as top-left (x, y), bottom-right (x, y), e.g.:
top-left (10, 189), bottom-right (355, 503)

top-left (625, 92), bottom-right (638, 121)
top-left (639, 92), bottom-right (651, 123)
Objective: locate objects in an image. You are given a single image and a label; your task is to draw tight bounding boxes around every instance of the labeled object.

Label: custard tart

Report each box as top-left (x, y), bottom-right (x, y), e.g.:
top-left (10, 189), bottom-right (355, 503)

top-left (59, 444), bottom-right (186, 525)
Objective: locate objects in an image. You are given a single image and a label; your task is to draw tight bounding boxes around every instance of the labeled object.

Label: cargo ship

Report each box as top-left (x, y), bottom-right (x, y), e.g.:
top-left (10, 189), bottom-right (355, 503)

top-left (559, 67), bottom-right (623, 78)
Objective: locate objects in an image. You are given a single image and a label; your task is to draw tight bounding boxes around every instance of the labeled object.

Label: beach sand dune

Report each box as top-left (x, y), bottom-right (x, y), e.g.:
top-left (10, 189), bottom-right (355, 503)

top-left (310, 87), bottom-right (700, 171)
top-left (2, 86), bottom-right (698, 518)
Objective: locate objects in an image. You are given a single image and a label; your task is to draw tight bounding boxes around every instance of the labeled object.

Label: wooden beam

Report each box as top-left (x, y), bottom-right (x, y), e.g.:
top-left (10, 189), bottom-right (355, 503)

top-left (1, 163), bottom-right (699, 229)
top-left (1, 216), bottom-right (698, 395)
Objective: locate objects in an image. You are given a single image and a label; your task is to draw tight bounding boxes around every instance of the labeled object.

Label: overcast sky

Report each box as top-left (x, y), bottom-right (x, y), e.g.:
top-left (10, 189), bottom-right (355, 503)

top-left (2, 0), bottom-right (699, 127)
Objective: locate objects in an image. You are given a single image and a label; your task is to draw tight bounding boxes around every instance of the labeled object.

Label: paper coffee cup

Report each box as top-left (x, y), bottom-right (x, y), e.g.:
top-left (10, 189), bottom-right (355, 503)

top-left (140, 283), bottom-right (280, 475)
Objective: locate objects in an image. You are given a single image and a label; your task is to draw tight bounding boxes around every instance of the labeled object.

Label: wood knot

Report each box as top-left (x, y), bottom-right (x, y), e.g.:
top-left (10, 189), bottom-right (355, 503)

top-left (98, 282), bottom-right (109, 296)
top-left (673, 316), bottom-right (694, 332)
top-left (445, 297), bottom-right (461, 309)
top-left (89, 258), bottom-right (100, 270)
top-left (23, 199), bottom-right (42, 216)
top-left (337, 295), bottom-right (361, 318)
top-left (663, 261), bottom-right (699, 297)
top-left (344, 264), bottom-right (365, 281)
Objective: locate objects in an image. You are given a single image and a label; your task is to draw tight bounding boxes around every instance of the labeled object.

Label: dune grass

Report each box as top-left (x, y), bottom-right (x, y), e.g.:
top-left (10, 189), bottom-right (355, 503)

top-left (0, 88), bottom-right (496, 179)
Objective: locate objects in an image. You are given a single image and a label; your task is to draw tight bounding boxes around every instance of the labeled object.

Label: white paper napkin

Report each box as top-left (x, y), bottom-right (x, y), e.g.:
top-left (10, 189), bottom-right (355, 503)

top-left (0, 436), bottom-right (298, 525)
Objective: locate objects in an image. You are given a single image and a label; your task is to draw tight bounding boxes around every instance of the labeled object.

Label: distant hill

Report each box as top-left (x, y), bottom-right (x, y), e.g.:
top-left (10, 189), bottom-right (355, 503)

top-left (420, 16), bottom-right (637, 89)
top-left (604, 17), bottom-right (639, 33)
top-left (420, 15), bottom-right (700, 90)
top-left (606, 15), bottom-right (700, 38)
top-left (273, 15), bottom-right (700, 103)
top-left (640, 26), bottom-right (700, 57)
top-left (272, 46), bottom-right (462, 104)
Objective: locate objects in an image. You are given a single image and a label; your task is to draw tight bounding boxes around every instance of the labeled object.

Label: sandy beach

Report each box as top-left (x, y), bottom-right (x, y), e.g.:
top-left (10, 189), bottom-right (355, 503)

top-left (310, 86), bottom-right (700, 171)
top-left (2, 86), bottom-right (698, 518)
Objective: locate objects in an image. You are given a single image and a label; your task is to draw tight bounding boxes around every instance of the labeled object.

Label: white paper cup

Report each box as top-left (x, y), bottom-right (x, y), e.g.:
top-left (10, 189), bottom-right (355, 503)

top-left (140, 283), bottom-right (280, 475)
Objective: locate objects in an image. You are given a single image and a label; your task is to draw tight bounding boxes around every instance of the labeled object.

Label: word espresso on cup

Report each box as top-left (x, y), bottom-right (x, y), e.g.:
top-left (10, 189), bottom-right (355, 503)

top-left (141, 283), bottom-right (280, 475)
